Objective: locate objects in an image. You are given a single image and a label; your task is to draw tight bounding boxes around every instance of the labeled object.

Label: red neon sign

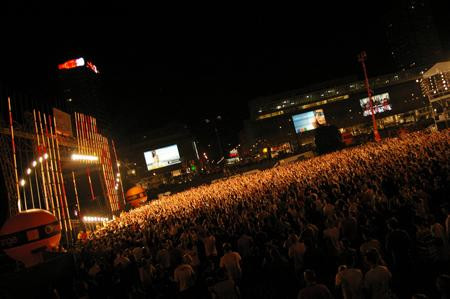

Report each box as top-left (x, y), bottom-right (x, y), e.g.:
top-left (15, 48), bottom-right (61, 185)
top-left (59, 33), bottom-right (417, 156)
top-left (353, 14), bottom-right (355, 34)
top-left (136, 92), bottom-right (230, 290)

top-left (58, 57), bottom-right (99, 74)
top-left (58, 58), bottom-right (85, 70)
top-left (86, 61), bottom-right (99, 73)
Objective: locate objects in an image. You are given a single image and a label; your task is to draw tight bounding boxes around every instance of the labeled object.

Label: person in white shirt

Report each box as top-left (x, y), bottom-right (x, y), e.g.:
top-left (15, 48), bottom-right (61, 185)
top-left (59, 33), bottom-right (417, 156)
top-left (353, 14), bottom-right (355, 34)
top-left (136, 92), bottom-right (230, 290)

top-left (363, 249), bottom-right (393, 299)
top-left (219, 243), bottom-right (242, 283)
top-left (203, 232), bottom-right (218, 258)
top-left (209, 268), bottom-right (240, 299)
top-left (174, 255), bottom-right (195, 293)
top-left (287, 234), bottom-right (306, 281)
top-left (335, 264), bottom-right (363, 299)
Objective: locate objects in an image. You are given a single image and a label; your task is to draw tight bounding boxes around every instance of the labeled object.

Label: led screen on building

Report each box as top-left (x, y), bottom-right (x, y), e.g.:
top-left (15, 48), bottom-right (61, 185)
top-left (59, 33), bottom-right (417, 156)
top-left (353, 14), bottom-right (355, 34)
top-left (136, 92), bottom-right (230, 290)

top-left (360, 92), bottom-right (392, 116)
top-left (144, 145), bottom-right (181, 171)
top-left (292, 109), bottom-right (326, 133)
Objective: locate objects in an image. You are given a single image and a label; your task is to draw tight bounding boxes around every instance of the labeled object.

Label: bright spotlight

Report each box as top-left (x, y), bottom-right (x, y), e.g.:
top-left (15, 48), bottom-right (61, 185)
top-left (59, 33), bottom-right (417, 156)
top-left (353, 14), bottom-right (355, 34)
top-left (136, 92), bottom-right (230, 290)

top-left (71, 154), bottom-right (99, 162)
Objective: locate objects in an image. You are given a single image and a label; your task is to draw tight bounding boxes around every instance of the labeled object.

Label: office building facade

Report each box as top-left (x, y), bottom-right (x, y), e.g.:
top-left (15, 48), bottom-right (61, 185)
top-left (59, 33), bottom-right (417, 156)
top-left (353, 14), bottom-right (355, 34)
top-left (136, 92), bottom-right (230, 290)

top-left (247, 66), bottom-right (434, 152)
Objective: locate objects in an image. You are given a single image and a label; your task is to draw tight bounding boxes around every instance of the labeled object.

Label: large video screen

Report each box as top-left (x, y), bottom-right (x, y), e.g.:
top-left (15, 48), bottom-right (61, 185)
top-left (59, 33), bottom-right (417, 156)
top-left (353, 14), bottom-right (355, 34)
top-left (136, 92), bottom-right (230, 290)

top-left (360, 92), bottom-right (392, 116)
top-left (144, 145), bottom-right (181, 171)
top-left (292, 109), bottom-right (326, 133)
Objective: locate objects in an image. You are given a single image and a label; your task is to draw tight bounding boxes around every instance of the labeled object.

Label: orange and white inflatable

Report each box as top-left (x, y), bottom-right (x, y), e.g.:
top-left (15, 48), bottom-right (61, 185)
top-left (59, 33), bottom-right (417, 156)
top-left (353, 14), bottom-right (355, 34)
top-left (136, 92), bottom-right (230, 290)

top-left (125, 186), bottom-right (147, 208)
top-left (0, 209), bottom-right (61, 267)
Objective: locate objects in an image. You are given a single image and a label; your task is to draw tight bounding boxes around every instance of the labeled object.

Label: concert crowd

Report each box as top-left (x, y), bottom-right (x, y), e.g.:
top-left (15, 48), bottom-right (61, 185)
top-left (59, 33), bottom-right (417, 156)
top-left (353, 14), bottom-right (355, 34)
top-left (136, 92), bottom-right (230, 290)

top-left (72, 130), bottom-right (450, 299)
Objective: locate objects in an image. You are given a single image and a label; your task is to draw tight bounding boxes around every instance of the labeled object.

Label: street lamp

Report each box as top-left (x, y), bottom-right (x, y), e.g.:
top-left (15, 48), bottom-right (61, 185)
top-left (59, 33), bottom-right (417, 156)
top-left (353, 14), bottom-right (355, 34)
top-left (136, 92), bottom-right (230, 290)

top-left (26, 168), bottom-right (35, 209)
top-left (20, 178), bottom-right (27, 210)
top-left (32, 160), bottom-right (42, 208)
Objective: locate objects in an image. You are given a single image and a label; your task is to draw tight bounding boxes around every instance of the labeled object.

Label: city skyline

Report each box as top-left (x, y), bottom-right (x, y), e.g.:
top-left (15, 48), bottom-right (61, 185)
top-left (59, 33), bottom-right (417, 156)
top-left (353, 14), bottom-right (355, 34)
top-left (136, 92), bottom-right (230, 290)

top-left (1, 2), bottom-right (449, 141)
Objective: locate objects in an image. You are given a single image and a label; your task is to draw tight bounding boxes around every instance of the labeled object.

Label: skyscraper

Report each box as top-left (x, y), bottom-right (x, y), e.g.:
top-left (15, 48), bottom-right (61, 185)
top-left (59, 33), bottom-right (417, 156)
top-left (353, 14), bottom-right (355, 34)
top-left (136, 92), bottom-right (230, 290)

top-left (57, 57), bottom-right (111, 134)
top-left (383, 0), bottom-right (443, 70)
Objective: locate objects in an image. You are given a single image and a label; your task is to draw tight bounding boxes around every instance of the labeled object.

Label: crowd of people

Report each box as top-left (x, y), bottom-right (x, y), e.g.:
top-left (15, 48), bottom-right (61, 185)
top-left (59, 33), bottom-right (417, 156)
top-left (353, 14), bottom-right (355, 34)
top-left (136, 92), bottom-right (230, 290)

top-left (72, 129), bottom-right (450, 299)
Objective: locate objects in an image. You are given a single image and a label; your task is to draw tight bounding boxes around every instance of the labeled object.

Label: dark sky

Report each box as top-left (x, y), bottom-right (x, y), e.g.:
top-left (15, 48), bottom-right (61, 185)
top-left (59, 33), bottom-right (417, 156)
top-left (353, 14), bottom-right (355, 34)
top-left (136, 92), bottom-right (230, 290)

top-left (1, 2), bottom-right (449, 143)
top-left (1, 2), bottom-right (449, 225)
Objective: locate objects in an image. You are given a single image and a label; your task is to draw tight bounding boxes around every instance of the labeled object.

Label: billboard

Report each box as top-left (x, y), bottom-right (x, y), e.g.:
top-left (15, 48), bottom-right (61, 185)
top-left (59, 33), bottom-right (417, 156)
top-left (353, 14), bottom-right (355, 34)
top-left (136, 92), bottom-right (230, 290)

top-left (360, 92), bottom-right (392, 116)
top-left (292, 109), bottom-right (326, 133)
top-left (144, 145), bottom-right (181, 171)
top-left (53, 108), bottom-right (73, 137)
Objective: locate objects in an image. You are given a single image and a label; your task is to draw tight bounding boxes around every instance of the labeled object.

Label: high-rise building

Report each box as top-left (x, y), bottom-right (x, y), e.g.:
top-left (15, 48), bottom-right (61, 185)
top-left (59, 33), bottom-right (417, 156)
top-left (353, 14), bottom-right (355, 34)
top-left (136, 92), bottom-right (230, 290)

top-left (383, 0), bottom-right (443, 70)
top-left (420, 61), bottom-right (450, 129)
top-left (57, 57), bottom-right (111, 134)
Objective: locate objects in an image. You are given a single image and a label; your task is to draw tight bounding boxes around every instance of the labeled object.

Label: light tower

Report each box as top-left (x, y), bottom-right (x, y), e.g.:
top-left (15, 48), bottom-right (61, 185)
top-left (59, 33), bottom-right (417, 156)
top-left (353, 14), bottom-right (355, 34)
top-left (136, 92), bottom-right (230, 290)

top-left (358, 51), bottom-right (381, 142)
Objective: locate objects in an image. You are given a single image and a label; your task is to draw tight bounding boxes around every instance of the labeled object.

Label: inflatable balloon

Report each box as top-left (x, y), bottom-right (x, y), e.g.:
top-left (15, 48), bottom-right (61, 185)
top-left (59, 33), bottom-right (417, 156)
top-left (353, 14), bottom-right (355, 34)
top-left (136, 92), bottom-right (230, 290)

top-left (125, 186), bottom-right (147, 208)
top-left (0, 209), bottom-right (61, 268)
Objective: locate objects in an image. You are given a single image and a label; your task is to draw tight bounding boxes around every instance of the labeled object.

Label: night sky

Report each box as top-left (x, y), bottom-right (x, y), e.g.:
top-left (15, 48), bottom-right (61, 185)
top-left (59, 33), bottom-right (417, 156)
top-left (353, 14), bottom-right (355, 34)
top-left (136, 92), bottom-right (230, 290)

top-left (1, 2), bottom-right (449, 144)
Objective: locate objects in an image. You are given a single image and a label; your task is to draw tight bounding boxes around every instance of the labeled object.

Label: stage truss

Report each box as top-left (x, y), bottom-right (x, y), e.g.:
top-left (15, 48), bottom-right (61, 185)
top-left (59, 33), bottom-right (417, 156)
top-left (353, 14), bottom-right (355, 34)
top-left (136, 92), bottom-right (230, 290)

top-left (0, 97), bottom-right (125, 245)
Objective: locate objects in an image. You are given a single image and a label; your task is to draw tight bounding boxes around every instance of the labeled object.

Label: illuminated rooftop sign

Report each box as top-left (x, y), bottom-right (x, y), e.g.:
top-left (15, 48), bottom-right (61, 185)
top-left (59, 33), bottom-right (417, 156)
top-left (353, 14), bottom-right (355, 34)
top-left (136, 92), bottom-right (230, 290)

top-left (58, 58), bottom-right (85, 70)
top-left (58, 57), bottom-right (99, 73)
